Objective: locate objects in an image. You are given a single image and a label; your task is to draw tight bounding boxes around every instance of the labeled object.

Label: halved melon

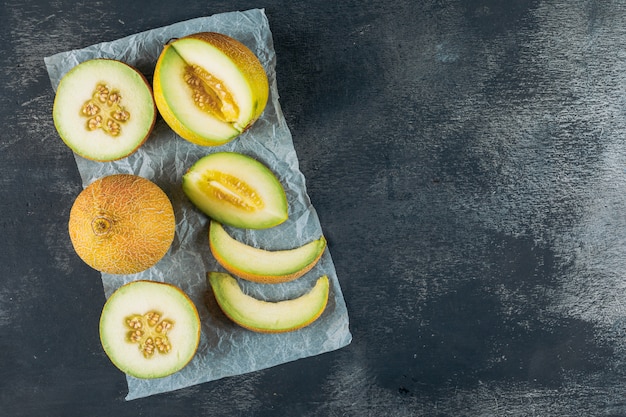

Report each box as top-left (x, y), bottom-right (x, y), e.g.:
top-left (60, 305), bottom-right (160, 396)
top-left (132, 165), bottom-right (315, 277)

top-left (208, 272), bottom-right (329, 333)
top-left (99, 280), bottom-right (201, 379)
top-left (53, 59), bottom-right (156, 161)
top-left (209, 220), bottom-right (326, 283)
top-left (182, 152), bottom-right (288, 229)
top-left (153, 32), bottom-right (269, 146)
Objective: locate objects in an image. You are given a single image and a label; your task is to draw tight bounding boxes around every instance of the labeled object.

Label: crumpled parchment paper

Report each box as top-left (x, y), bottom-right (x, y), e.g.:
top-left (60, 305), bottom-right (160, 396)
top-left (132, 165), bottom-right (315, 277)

top-left (44, 8), bottom-right (352, 400)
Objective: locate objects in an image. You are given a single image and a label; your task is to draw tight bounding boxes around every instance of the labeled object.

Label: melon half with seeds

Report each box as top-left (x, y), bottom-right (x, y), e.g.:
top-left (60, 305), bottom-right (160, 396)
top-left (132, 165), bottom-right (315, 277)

top-left (53, 59), bottom-right (156, 161)
top-left (182, 152), bottom-right (288, 229)
top-left (68, 174), bottom-right (175, 275)
top-left (99, 280), bottom-right (201, 379)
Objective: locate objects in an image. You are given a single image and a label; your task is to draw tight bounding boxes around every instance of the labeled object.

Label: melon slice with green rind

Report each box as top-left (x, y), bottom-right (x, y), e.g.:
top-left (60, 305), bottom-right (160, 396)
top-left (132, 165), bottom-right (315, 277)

top-left (209, 220), bottom-right (326, 283)
top-left (182, 152), bottom-right (288, 229)
top-left (153, 32), bottom-right (269, 146)
top-left (208, 272), bottom-right (329, 333)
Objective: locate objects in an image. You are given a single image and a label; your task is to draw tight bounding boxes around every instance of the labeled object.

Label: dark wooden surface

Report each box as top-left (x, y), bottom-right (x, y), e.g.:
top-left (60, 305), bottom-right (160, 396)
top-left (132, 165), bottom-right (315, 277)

top-left (4, 0), bottom-right (626, 415)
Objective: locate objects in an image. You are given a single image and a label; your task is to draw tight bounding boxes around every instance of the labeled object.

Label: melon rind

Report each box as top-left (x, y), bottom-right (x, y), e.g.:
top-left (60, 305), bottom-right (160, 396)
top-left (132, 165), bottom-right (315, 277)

top-left (68, 174), bottom-right (176, 275)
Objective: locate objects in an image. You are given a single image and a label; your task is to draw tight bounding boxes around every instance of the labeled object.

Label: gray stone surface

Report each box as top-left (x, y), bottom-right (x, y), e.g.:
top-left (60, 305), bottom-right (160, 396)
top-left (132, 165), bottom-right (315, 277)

top-left (3, 0), bottom-right (626, 415)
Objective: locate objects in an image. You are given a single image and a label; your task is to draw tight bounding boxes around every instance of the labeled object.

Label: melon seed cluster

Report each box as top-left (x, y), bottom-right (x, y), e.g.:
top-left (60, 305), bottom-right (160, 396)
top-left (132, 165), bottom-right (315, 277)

top-left (125, 311), bottom-right (174, 358)
top-left (81, 84), bottom-right (130, 136)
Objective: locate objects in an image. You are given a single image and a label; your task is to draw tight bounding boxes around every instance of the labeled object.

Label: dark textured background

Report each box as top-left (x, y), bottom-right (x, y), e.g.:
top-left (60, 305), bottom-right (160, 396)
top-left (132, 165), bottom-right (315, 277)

top-left (3, 0), bottom-right (626, 415)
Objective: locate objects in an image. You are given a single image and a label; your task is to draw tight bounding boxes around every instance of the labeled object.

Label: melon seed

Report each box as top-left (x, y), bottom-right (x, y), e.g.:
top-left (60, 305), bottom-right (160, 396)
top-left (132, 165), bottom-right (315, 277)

top-left (125, 311), bottom-right (174, 359)
top-left (204, 170), bottom-right (264, 211)
top-left (81, 83), bottom-right (130, 137)
top-left (183, 64), bottom-right (239, 123)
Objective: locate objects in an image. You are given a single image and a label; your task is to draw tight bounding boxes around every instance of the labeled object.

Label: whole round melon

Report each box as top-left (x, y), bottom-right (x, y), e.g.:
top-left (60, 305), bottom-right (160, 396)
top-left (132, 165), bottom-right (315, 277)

top-left (68, 174), bottom-right (176, 274)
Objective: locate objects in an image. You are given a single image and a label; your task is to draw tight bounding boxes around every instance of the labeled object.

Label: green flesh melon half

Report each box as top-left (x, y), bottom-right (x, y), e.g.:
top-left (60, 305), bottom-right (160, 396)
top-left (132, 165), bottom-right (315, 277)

top-left (208, 272), bottom-right (329, 333)
top-left (182, 152), bottom-right (288, 229)
top-left (99, 280), bottom-right (201, 379)
top-left (53, 59), bottom-right (156, 161)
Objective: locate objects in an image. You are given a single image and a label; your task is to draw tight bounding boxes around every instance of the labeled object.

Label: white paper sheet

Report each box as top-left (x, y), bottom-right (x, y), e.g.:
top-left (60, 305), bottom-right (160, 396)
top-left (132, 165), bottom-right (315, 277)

top-left (44, 8), bottom-right (352, 400)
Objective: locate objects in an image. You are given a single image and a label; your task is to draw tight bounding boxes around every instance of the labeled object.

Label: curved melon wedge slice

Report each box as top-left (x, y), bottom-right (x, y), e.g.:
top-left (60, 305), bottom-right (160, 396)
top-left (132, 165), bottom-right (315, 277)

top-left (208, 272), bottom-right (329, 333)
top-left (183, 152), bottom-right (288, 229)
top-left (209, 220), bottom-right (326, 284)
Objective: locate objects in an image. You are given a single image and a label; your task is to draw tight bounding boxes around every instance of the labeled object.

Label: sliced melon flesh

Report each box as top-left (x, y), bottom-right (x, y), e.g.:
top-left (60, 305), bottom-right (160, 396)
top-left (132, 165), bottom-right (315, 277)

top-left (209, 220), bottom-right (326, 283)
top-left (208, 272), bottom-right (329, 333)
top-left (99, 280), bottom-right (201, 379)
top-left (153, 32), bottom-right (269, 146)
top-left (53, 59), bottom-right (156, 161)
top-left (182, 152), bottom-right (288, 229)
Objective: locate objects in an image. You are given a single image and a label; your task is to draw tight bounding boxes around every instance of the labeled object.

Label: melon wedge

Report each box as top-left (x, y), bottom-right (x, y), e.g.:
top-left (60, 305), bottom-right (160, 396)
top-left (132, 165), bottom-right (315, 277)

top-left (182, 152), bottom-right (288, 229)
top-left (209, 220), bottom-right (326, 283)
top-left (99, 280), bottom-right (201, 379)
top-left (208, 272), bottom-right (329, 333)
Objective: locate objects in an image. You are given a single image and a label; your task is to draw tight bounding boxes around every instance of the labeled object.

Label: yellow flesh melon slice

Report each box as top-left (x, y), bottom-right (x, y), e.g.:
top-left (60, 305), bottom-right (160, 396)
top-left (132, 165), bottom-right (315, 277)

top-left (99, 280), bottom-right (201, 379)
top-left (209, 220), bottom-right (326, 283)
top-left (182, 152), bottom-right (288, 229)
top-left (208, 272), bottom-right (329, 333)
